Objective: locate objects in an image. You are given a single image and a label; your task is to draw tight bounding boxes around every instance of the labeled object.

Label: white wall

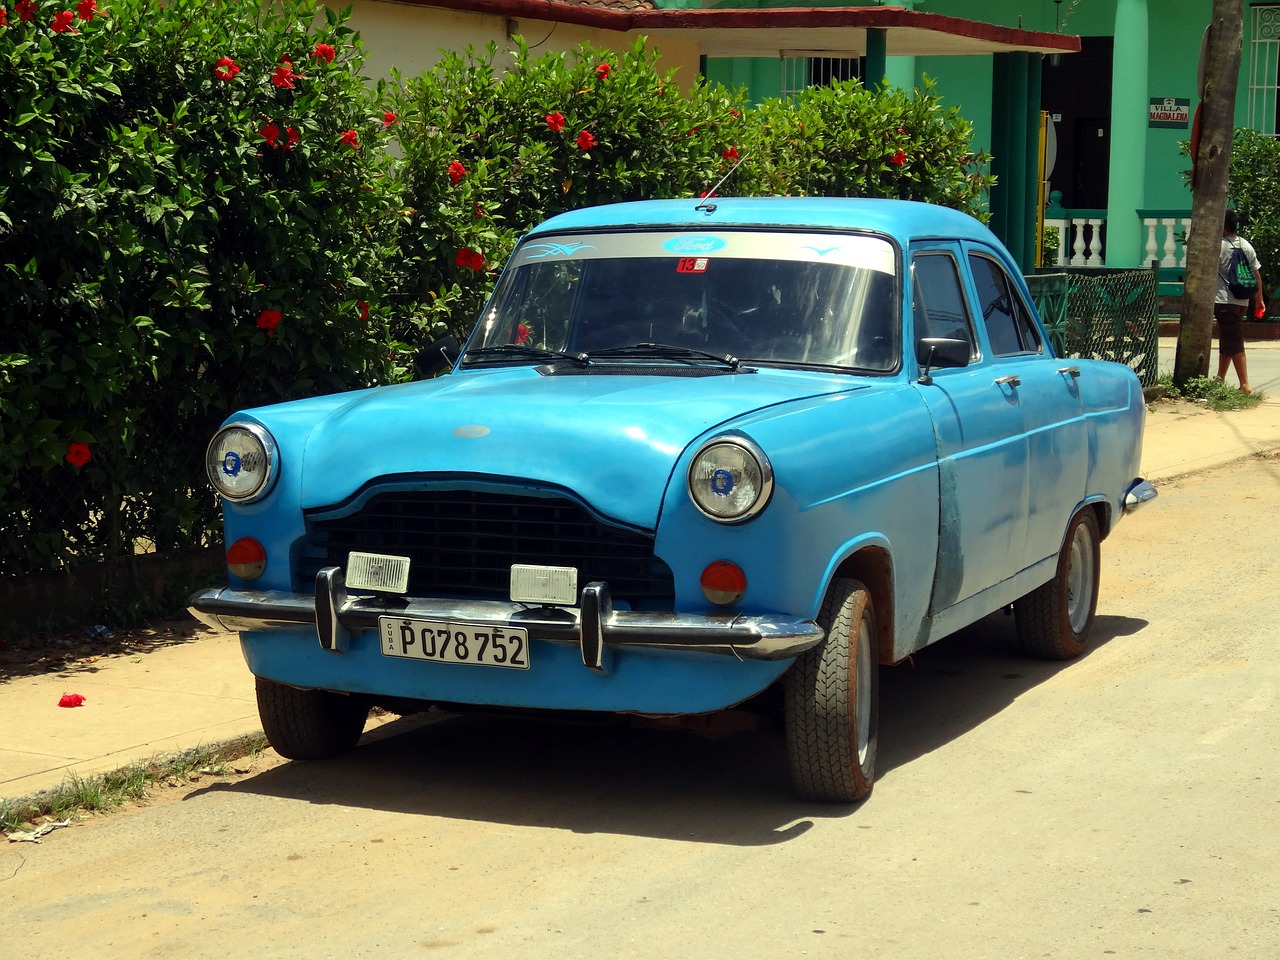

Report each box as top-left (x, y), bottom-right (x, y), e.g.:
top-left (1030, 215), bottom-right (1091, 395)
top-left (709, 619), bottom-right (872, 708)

top-left (337, 0), bottom-right (701, 86)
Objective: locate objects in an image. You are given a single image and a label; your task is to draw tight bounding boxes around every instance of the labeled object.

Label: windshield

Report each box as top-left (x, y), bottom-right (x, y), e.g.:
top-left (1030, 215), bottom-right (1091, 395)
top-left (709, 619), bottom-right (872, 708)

top-left (464, 230), bottom-right (900, 371)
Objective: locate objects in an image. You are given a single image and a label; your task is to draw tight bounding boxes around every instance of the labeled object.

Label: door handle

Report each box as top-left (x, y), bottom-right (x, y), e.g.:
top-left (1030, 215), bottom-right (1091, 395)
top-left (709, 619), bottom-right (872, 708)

top-left (994, 374), bottom-right (1021, 388)
top-left (1058, 365), bottom-right (1081, 379)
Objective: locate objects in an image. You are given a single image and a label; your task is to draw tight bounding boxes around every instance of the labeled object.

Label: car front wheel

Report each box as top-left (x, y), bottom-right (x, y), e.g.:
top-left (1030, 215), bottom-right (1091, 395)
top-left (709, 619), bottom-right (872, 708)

top-left (256, 677), bottom-right (370, 760)
top-left (784, 578), bottom-right (879, 802)
top-left (1015, 508), bottom-right (1101, 660)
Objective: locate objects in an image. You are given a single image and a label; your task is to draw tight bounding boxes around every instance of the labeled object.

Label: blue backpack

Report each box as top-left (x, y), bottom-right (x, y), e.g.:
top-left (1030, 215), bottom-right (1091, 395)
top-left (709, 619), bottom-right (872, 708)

top-left (1224, 241), bottom-right (1259, 300)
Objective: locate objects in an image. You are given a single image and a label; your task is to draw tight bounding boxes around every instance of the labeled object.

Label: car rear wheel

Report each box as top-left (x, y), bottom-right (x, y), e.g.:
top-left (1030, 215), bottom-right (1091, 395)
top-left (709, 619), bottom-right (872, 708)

top-left (256, 677), bottom-right (370, 760)
top-left (1015, 508), bottom-right (1101, 660)
top-left (784, 578), bottom-right (879, 802)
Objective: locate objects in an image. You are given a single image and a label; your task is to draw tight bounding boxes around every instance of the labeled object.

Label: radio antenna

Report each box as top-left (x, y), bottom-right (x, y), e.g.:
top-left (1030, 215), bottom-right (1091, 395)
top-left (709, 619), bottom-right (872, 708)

top-left (694, 151), bottom-right (748, 211)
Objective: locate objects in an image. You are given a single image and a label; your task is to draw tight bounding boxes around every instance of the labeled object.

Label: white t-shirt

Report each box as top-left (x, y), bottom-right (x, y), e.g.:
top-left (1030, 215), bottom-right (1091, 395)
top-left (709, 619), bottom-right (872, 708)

top-left (1217, 235), bottom-right (1263, 305)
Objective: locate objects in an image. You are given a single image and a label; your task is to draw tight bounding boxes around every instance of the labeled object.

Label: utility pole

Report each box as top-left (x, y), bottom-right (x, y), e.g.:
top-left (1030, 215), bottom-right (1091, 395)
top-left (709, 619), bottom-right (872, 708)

top-left (1174, 0), bottom-right (1243, 386)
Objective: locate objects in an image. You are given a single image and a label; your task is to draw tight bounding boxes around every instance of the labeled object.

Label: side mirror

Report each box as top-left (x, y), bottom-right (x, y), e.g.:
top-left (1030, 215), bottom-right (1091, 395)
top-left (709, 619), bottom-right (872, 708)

top-left (413, 335), bottom-right (460, 379)
top-left (915, 337), bottom-right (970, 384)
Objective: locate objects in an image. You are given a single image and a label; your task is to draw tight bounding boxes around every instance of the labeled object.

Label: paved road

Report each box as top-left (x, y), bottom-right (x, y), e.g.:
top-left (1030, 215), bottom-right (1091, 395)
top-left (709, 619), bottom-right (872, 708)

top-left (1158, 336), bottom-right (1280, 394)
top-left (2, 456), bottom-right (1278, 960)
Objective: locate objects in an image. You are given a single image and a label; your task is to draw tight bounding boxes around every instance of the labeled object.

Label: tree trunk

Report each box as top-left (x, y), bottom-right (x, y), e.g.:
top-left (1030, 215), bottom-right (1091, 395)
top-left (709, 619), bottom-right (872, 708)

top-left (1175, 0), bottom-right (1244, 386)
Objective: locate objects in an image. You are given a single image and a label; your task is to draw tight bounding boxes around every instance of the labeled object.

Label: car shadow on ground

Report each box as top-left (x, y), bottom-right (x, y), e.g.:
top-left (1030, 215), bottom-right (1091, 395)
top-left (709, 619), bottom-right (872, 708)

top-left (189, 610), bottom-right (1148, 846)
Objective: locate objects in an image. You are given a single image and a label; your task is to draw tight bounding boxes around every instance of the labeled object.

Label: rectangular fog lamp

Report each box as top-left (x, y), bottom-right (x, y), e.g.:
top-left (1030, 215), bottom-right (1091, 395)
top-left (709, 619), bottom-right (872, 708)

top-left (510, 564), bottom-right (578, 605)
top-left (347, 552), bottom-right (411, 594)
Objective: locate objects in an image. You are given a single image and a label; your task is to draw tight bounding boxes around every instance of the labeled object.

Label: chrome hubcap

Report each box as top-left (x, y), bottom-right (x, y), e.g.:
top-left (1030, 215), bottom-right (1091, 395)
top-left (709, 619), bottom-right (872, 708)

top-left (1065, 523), bottom-right (1096, 634)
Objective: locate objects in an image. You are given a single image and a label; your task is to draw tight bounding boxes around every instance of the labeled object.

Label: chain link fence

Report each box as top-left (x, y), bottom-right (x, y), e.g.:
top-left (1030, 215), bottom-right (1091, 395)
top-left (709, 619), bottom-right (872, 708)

top-left (1025, 265), bottom-right (1161, 387)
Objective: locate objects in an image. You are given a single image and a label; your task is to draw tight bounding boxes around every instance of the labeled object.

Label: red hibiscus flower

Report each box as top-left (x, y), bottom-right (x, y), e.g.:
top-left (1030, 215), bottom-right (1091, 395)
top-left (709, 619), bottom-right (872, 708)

top-left (260, 123), bottom-right (280, 147)
top-left (50, 9), bottom-right (76, 32)
top-left (284, 126), bottom-right (299, 150)
top-left (0, 9), bottom-right (9, 27)
top-left (15, 0), bottom-right (35, 21)
top-left (722, 146), bottom-right (739, 163)
top-left (75, 0), bottom-right (94, 19)
top-left (257, 309), bottom-right (282, 335)
top-left (890, 150), bottom-right (907, 166)
top-left (58, 693), bottom-right (86, 707)
top-left (358, 300), bottom-right (370, 321)
top-left (545, 112), bottom-right (566, 132)
top-left (475, 203), bottom-right (485, 219)
top-left (340, 128), bottom-right (359, 150)
top-left (576, 129), bottom-right (596, 151)
top-left (515, 324), bottom-right (531, 345)
top-left (271, 58), bottom-right (300, 89)
top-left (447, 160), bottom-right (466, 185)
top-left (214, 57), bottom-right (241, 81)
top-left (65, 442), bottom-right (91, 468)
top-left (382, 111), bottom-right (397, 128)
top-left (596, 63), bottom-right (611, 81)
top-left (310, 42), bottom-right (335, 64)
top-left (455, 248), bottom-right (484, 271)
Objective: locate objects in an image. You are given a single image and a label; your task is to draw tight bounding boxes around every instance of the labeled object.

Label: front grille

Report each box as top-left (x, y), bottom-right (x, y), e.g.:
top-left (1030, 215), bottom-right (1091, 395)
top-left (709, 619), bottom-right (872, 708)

top-left (298, 489), bottom-right (674, 609)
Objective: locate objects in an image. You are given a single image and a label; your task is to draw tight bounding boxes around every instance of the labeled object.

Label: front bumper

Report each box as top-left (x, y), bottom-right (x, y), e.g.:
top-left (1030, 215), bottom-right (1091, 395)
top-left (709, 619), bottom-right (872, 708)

top-left (188, 567), bottom-right (825, 671)
top-left (1123, 478), bottom-right (1158, 513)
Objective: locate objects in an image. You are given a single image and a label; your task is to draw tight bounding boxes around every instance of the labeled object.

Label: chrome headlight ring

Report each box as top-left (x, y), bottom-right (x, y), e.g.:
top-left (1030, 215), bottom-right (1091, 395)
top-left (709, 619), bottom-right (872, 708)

top-left (205, 422), bottom-right (279, 504)
top-left (687, 436), bottom-right (774, 524)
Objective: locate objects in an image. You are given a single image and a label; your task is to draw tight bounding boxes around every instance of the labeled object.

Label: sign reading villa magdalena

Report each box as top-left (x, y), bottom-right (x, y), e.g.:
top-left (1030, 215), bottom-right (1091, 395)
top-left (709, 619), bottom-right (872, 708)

top-left (1149, 97), bottom-right (1190, 129)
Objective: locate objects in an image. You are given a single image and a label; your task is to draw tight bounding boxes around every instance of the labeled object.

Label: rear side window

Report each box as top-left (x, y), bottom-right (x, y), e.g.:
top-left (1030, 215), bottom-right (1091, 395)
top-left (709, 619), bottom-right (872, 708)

top-left (969, 254), bottom-right (1042, 356)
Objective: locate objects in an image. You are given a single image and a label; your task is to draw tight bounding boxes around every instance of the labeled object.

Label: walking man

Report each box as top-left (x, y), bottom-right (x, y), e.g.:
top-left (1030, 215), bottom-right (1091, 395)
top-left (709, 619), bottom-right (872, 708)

top-left (1216, 209), bottom-right (1264, 393)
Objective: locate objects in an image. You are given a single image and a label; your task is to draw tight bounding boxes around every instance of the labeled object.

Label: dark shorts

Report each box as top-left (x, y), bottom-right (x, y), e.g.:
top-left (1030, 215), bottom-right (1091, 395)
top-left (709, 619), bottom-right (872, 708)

top-left (1214, 302), bottom-right (1247, 355)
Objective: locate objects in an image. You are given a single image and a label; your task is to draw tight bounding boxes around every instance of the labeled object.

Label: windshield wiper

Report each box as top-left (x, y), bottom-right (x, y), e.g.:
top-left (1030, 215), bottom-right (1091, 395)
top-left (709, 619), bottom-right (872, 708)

top-left (585, 343), bottom-right (740, 370)
top-left (463, 344), bottom-right (589, 366)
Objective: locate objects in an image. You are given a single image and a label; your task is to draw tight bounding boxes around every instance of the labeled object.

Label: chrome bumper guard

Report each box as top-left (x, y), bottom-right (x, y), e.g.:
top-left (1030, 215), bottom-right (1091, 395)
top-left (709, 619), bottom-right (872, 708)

top-left (188, 566), bottom-right (825, 672)
top-left (1123, 478), bottom-right (1158, 513)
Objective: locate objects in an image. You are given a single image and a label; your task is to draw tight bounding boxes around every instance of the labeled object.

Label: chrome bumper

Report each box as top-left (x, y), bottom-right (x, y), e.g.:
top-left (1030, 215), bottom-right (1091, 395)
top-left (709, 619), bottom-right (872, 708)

top-left (188, 567), bottom-right (825, 671)
top-left (1123, 477), bottom-right (1158, 513)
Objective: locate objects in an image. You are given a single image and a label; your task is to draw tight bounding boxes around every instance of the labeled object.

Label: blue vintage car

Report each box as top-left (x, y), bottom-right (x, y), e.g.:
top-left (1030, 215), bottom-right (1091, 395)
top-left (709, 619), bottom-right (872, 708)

top-left (189, 197), bottom-right (1155, 802)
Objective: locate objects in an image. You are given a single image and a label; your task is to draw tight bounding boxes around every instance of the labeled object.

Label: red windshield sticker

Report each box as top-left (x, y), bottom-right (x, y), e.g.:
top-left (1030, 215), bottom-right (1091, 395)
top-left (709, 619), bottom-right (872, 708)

top-left (677, 257), bottom-right (709, 274)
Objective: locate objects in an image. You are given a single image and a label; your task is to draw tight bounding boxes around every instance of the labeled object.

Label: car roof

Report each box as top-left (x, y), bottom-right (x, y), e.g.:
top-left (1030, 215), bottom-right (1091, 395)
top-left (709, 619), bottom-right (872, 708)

top-left (528, 197), bottom-right (1001, 249)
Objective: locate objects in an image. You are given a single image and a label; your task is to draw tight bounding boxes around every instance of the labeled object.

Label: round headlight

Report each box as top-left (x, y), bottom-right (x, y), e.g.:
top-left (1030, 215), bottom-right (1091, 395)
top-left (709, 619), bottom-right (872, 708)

top-left (205, 423), bottom-right (278, 503)
top-left (687, 437), bottom-right (773, 523)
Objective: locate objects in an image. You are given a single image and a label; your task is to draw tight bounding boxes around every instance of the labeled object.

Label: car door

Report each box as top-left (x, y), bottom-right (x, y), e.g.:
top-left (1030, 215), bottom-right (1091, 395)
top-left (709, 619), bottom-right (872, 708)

top-left (910, 245), bottom-right (1028, 614)
top-left (965, 248), bottom-right (1087, 575)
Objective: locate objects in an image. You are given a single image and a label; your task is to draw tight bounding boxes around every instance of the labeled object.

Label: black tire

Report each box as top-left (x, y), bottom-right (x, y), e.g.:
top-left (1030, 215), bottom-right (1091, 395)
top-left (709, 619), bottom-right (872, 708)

top-left (1015, 509), bottom-right (1101, 660)
top-left (784, 578), bottom-right (880, 802)
top-left (255, 677), bottom-right (370, 761)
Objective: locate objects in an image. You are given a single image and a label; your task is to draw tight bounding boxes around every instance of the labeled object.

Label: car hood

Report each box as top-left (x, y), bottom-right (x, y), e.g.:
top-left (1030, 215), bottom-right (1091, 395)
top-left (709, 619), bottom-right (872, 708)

top-left (271, 367), bottom-right (865, 529)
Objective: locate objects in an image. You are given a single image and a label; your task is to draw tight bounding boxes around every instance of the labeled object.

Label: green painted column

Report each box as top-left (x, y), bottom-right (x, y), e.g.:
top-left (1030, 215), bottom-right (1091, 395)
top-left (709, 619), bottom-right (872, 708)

top-left (990, 55), bottom-right (1013, 245)
top-left (989, 53), bottom-right (1046, 271)
top-left (1005, 52), bottom-right (1031, 270)
top-left (866, 28), bottom-right (887, 91)
top-left (1105, 0), bottom-right (1150, 268)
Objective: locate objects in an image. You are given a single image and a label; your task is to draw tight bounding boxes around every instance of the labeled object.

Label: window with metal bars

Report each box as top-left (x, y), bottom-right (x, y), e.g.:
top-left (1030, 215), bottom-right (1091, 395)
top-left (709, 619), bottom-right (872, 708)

top-left (781, 55), bottom-right (864, 100)
top-left (1249, 4), bottom-right (1280, 135)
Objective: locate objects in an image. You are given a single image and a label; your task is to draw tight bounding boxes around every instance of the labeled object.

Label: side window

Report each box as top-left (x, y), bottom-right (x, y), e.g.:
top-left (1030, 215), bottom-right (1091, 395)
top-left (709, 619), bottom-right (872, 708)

top-left (969, 254), bottom-right (1042, 356)
top-left (912, 253), bottom-right (975, 361)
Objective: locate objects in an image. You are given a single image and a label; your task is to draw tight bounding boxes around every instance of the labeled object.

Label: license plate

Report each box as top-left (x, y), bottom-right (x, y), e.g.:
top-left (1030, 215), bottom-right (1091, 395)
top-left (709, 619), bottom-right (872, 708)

top-left (379, 618), bottom-right (530, 670)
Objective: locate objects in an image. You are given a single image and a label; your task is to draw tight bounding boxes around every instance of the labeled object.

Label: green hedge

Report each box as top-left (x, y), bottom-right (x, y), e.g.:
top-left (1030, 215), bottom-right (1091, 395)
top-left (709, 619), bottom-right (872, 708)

top-left (1, 0), bottom-right (400, 575)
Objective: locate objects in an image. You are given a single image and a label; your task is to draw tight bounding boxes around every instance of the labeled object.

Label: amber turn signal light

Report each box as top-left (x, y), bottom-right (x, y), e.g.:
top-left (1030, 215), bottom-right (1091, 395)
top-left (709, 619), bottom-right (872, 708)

top-left (700, 560), bottom-right (747, 606)
top-left (226, 537), bottom-right (267, 580)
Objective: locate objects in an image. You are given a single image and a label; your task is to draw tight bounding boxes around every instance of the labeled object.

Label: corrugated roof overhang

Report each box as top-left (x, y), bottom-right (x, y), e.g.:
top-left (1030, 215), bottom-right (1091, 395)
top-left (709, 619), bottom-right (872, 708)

top-left (398, 1), bottom-right (1081, 58)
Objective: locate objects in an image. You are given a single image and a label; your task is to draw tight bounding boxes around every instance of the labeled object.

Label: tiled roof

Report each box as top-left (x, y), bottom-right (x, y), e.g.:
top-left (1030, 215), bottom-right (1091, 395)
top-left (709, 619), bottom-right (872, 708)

top-left (556, 0), bottom-right (658, 11)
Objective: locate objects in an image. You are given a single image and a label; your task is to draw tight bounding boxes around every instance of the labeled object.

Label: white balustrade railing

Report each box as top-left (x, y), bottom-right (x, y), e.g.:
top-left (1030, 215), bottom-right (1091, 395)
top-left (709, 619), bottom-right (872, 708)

top-left (1140, 213), bottom-right (1191, 268)
top-left (1043, 213), bottom-right (1107, 267)
top-left (1043, 211), bottom-right (1191, 271)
